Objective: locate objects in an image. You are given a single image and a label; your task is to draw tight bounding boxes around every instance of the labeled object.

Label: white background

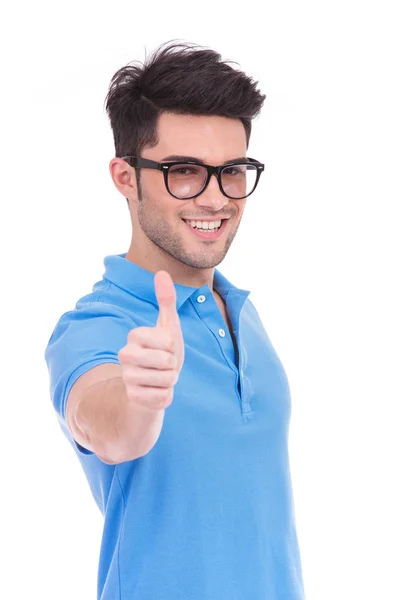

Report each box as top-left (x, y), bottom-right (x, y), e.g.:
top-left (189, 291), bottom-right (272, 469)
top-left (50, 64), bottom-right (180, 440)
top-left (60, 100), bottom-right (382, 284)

top-left (1, 1), bottom-right (399, 598)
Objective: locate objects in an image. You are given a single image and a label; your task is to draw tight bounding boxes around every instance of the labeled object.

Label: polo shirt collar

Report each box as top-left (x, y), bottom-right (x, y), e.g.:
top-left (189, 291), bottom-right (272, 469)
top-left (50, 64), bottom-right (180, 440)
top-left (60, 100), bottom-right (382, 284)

top-left (102, 252), bottom-right (250, 310)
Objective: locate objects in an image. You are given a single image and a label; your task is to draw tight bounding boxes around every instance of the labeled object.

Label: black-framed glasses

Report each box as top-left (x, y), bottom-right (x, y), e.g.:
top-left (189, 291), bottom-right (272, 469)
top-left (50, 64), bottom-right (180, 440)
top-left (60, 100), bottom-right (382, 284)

top-left (121, 156), bottom-right (265, 200)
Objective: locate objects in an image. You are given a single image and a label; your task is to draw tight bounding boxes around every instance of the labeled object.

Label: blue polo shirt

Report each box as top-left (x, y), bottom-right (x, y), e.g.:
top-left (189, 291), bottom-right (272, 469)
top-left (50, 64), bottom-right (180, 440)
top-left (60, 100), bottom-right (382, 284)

top-left (44, 252), bottom-right (305, 600)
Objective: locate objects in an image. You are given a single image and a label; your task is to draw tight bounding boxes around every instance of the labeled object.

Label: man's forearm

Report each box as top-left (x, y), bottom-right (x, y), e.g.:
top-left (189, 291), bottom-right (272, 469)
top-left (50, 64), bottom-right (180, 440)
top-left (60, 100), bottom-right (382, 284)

top-left (72, 377), bottom-right (165, 464)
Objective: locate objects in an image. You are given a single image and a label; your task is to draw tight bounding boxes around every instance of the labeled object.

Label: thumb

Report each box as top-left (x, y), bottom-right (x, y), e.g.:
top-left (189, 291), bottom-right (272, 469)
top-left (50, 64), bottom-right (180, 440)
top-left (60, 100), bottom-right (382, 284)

top-left (154, 270), bottom-right (180, 331)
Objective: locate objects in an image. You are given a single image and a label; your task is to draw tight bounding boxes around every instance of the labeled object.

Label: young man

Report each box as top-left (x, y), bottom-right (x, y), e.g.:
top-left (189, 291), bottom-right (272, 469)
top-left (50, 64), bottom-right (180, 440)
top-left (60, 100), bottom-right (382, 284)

top-left (44, 42), bottom-right (306, 600)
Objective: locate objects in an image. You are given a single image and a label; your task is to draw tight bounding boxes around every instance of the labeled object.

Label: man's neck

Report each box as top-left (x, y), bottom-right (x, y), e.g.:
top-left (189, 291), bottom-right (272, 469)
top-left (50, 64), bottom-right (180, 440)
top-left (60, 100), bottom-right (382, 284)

top-left (125, 247), bottom-right (215, 290)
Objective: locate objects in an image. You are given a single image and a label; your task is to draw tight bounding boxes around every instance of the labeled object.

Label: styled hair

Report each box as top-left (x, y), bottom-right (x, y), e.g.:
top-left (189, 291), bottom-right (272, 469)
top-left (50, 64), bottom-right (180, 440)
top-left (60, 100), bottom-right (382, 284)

top-left (104, 40), bottom-right (266, 204)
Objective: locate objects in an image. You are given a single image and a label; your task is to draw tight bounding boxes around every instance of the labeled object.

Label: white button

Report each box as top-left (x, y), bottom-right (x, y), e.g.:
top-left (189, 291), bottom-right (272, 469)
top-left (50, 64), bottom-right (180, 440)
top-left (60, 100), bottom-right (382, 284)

top-left (218, 328), bottom-right (226, 337)
top-left (197, 295), bottom-right (206, 303)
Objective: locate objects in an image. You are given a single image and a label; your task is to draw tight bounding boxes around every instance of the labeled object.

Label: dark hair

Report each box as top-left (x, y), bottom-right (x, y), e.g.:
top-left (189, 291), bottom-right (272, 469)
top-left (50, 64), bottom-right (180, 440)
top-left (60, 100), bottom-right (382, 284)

top-left (104, 40), bottom-right (266, 204)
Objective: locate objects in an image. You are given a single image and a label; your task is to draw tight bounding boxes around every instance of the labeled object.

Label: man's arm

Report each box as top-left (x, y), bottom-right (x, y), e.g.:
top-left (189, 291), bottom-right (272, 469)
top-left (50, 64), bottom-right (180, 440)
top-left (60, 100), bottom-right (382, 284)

top-left (66, 363), bottom-right (165, 464)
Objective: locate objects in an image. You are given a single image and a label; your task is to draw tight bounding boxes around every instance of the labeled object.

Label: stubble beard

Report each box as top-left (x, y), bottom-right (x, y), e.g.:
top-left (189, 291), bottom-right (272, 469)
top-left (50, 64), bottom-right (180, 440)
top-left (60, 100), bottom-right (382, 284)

top-left (136, 189), bottom-right (240, 270)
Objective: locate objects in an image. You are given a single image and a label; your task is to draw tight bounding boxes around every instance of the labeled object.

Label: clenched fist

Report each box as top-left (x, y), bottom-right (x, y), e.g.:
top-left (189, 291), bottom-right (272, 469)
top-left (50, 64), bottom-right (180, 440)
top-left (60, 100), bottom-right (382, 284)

top-left (118, 271), bottom-right (185, 412)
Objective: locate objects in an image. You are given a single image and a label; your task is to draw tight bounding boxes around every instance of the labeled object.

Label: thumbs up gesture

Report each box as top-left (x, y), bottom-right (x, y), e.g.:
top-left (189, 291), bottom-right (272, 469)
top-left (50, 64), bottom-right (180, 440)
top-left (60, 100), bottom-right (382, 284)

top-left (118, 271), bottom-right (185, 412)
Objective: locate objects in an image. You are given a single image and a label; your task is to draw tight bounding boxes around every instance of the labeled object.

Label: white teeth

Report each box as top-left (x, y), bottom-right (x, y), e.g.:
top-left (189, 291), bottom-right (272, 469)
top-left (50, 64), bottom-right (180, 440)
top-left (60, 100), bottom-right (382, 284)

top-left (186, 219), bottom-right (222, 230)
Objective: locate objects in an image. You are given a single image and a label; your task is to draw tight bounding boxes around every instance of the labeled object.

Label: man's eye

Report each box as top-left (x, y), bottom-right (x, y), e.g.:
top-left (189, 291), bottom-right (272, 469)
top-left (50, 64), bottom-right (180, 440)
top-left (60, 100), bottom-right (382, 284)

top-left (170, 166), bottom-right (196, 176)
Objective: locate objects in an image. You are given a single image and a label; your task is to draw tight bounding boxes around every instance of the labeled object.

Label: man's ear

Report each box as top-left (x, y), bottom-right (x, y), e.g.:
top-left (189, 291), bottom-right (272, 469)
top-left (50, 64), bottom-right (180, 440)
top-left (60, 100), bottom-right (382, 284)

top-left (109, 157), bottom-right (138, 200)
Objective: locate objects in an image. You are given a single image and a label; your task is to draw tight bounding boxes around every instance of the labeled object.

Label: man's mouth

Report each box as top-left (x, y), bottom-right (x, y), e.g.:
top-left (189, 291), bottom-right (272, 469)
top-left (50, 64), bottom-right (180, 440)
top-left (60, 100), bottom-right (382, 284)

top-left (181, 217), bottom-right (230, 240)
top-left (182, 218), bottom-right (228, 232)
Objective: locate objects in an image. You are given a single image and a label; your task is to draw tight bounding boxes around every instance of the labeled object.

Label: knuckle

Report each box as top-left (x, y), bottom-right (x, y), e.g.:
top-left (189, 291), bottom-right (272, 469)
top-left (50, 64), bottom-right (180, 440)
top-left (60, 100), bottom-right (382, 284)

top-left (167, 371), bottom-right (177, 387)
top-left (128, 326), bottom-right (147, 344)
top-left (156, 392), bottom-right (173, 409)
top-left (152, 388), bottom-right (168, 402)
top-left (128, 347), bottom-right (141, 362)
top-left (167, 353), bottom-right (177, 369)
top-left (163, 390), bottom-right (174, 407)
top-left (153, 388), bottom-right (173, 408)
top-left (127, 329), bottom-right (138, 343)
top-left (118, 349), bottom-right (128, 364)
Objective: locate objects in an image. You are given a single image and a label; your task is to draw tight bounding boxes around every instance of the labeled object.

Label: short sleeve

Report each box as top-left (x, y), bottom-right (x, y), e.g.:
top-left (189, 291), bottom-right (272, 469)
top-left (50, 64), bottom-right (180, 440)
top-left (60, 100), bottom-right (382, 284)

top-left (44, 300), bottom-right (135, 455)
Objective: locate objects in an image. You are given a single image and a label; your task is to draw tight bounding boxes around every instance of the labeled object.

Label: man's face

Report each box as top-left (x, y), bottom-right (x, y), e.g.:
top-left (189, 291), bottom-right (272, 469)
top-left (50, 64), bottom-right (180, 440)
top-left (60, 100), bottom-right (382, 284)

top-left (132, 112), bottom-right (248, 270)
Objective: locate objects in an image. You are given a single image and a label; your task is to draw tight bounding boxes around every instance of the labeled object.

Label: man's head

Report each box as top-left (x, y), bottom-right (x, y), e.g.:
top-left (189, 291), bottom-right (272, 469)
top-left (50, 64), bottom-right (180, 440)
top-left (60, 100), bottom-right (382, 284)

top-left (106, 41), bottom-right (265, 274)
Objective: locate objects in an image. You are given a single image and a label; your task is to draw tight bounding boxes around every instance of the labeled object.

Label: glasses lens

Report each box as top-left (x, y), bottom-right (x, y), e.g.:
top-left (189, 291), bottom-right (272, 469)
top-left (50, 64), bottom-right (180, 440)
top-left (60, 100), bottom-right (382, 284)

top-left (168, 164), bottom-right (208, 199)
top-left (221, 164), bottom-right (258, 199)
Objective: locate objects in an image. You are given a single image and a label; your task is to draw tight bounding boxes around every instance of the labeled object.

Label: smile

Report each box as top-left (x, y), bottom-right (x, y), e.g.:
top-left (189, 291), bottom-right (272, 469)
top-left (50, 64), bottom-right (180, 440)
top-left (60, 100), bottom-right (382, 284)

top-left (182, 218), bottom-right (229, 241)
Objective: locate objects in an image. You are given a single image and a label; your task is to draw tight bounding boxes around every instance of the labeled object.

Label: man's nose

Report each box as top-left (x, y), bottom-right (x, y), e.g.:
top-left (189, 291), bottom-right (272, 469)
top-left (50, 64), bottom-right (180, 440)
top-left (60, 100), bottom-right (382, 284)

top-left (194, 173), bottom-right (229, 211)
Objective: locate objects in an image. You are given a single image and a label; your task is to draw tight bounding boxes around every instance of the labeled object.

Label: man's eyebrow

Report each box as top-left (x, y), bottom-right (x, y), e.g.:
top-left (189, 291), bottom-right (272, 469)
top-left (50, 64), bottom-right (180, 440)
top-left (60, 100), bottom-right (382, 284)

top-left (161, 154), bottom-right (248, 165)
